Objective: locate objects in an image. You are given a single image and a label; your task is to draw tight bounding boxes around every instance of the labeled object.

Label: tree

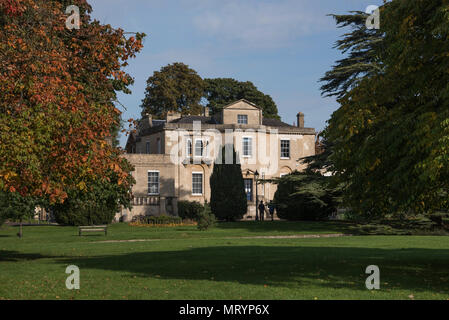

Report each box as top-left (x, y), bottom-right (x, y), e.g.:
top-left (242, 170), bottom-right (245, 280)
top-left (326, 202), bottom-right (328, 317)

top-left (301, 136), bottom-right (334, 175)
top-left (210, 145), bottom-right (247, 221)
top-left (322, 0), bottom-right (449, 217)
top-left (0, 192), bottom-right (39, 237)
top-left (141, 62), bottom-right (205, 118)
top-left (196, 202), bottom-right (216, 231)
top-left (0, 1), bottom-right (143, 207)
top-left (273, 172), bottom-right (340, 221)
top-left (319, 11), bottom-right (384, 98)
top-left (50, 160), bottom-right (134, 226)
top-left (203, 78), bottom-right (280, 119)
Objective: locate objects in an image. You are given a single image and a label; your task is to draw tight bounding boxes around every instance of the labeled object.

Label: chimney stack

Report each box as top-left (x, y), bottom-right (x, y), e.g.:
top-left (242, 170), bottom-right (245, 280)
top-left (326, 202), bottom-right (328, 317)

top-left (166, 111), bottom-right (181, 122)
top-left (296, 112), bottom-right (304, 128)
top-left (147, 113), bottom-right (153, 127)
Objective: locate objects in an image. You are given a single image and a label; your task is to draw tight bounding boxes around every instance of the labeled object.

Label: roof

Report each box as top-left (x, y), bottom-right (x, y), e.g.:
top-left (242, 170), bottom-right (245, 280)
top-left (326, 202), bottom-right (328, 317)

top-left (169, 115), bottom-right (218, 124)
top-left (151, 119), bottom-right (166, 126)
top-left (262, 118), bottom-right (295, 127)
top-left (165, 115), bottom-right (298, 128)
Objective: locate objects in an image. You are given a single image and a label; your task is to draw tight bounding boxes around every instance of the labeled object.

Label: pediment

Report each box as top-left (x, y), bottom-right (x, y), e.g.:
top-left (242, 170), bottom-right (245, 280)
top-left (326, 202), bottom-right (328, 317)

top-left (222, 99), bottom-right (260, 111)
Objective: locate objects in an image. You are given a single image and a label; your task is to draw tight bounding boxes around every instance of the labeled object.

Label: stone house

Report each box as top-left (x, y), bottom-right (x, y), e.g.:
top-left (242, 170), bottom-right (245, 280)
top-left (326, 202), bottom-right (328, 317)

top-left (120, 99), bottom-right (316, 221)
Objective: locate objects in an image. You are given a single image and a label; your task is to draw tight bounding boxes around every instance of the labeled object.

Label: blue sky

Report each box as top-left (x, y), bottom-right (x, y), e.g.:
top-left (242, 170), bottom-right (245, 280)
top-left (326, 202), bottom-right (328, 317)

top-left (89, 0), bottom-right (383, 147)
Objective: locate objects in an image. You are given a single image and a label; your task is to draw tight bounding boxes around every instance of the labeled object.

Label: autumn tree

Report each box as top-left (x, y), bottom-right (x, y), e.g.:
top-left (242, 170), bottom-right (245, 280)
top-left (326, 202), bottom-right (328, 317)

top-left (0, 1), bottom-right (144, 213)
top-left (141, 62), bottom-right (205, 118)
top-left (322, 0), bottom-right (449, 217)
top-left (204, 78), bottom-right (280, 119)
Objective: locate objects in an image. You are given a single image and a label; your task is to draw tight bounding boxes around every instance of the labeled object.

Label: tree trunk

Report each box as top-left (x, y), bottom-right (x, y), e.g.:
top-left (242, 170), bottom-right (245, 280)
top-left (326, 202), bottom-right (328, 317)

top-left (19, 220), bottom-right (23, 238)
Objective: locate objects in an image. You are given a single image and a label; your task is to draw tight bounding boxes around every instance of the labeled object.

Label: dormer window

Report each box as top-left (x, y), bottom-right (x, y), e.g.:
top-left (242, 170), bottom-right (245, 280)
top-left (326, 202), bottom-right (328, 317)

top-left (237, 114), bottom-right (248, 124)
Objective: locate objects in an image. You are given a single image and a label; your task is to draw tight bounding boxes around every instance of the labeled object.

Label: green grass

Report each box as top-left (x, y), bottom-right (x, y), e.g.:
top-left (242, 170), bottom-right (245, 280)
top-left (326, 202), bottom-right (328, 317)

top-left (0, 222), bottom-right (448, 300)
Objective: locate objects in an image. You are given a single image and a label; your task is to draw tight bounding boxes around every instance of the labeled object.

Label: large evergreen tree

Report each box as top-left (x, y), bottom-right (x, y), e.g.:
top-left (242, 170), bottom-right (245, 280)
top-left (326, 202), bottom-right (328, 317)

top-left (141, 62), bottom-right (205, 118)
top-left (319, 11), bottom-right (384, 98)
top-left (204, 78), bottom-right (280, 119)
top-left (210, 145), bottom-right (247, 221)
top-left (322, 0), bottom-right (449, 217)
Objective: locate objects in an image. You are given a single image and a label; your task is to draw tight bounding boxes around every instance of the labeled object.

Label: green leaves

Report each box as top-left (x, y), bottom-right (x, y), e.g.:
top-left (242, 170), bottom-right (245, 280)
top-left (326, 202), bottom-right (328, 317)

top-left (204, 78), bottom-right (280, 119)
top-left (323, 0), bottom-right (449, 217)
top-left (141, 62), bottom-right (205, 118)
top-left (210, 146), bottom-right (247, 221)
top-left (273, 172), bottom-right (341, 221)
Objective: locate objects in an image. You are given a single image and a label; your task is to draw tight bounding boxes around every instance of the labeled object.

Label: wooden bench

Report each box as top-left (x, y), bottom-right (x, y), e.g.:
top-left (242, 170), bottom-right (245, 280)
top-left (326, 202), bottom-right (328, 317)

top-left (78, 225), bottom-right (108, 236)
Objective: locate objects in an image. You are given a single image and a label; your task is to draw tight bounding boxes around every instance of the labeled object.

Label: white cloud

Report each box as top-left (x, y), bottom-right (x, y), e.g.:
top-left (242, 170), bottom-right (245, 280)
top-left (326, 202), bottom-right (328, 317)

top-left (191, 0), bottom-right (331, 49)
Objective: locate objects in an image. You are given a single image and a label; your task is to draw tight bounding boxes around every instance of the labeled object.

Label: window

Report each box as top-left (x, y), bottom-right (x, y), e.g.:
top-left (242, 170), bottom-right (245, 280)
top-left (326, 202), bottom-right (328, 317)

top-left (148, 171), bottom-right (160, 195)
top-left (145, 142), bottom-right (150, 154)
top-left (194, 139), bottom-right (203, 157)
top-left (281, 140), bottom-right (290, 158)
top-left (242, 137), bottom-right (252, 157)
top-left (237, 114), bottom-right (248, 124)
top-left (244, 179), bottom-right (253, 201)
top-left (157, 138), bottom-right (161, 154)
top-left (192, 172), bottom-right (203, 195)
top-left (186, 139), bottom-right (192, 157)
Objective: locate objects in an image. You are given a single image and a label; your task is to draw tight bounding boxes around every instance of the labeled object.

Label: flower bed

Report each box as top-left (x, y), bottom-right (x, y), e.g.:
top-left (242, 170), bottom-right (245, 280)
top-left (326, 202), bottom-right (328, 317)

top-left (129, 215), bottom-right (197, 227)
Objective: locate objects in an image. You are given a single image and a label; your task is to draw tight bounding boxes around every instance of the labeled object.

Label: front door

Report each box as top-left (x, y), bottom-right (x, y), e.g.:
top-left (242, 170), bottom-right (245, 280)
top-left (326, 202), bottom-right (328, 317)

top-left (244, 179), bottom-right (253, 202)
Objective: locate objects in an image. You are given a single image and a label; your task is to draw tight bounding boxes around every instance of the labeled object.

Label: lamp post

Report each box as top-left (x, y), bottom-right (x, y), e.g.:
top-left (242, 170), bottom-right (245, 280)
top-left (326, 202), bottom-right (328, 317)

top-left (254, 170), bottom-right (259, 221)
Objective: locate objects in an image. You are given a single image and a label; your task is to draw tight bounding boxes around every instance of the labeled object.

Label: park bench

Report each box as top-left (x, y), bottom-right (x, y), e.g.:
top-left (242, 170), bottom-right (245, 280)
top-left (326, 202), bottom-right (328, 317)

top-left (78, 225), bottom-right (108, 236)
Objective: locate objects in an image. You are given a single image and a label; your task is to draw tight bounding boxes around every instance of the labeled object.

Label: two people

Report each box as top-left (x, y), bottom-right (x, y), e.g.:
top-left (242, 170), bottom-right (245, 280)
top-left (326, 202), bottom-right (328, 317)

top-left (258, 200), bottom-right (276, 221)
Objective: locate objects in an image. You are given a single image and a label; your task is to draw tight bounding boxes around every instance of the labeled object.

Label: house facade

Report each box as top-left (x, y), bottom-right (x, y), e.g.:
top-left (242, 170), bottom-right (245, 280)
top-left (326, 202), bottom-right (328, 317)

top-left (119, 99), bottom-right (316, 221)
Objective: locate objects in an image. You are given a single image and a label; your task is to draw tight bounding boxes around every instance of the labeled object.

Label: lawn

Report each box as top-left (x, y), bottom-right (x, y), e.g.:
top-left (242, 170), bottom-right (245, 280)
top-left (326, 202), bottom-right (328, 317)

top-left (0, 222), bottom-right (448, 300)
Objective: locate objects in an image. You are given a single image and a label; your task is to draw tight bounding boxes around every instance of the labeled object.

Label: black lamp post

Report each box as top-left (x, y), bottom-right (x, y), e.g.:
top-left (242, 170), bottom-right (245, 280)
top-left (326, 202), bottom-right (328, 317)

top-left (254, 170), bottom-right (259, 221)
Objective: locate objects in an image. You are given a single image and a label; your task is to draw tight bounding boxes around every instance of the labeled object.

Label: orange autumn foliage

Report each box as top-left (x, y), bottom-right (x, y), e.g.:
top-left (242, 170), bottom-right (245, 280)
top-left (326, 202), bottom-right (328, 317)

top-left (0, 0), bottom-right (145, 203)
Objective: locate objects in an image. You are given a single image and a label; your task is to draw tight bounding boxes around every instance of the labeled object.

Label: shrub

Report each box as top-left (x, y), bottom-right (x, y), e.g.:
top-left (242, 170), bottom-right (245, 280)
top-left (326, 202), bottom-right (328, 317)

top-left (50, 170), bottom-right (134, 226)
top-left (210, 145), bottom-right (247, 221)
top-left (273, 172), bottom-right (340, 221)
top-left (178, 201), bottom-right (204, 220)
top-left (429, 212), bottom-right (449, 229)
top-left (52, 199), bottom-right (117, 226)
top-left (196, 204), bottom-right (216, 231)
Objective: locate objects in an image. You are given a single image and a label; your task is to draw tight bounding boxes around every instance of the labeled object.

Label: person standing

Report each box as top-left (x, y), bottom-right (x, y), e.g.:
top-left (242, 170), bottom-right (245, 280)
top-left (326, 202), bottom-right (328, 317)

top-left (258, 201), bottom-right (265, 221)
top-left (268, 201), bottom-right (275, 221)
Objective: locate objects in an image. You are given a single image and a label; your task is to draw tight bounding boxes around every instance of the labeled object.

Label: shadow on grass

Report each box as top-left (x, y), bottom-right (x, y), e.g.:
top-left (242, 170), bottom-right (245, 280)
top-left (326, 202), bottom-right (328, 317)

top-left (57, 245), bottom-right (449, 294)
top-left (215, 220), bottom-right (449, 236)
top-left (0, 250), bottom-right (57, 262)
top-left (215, 221), bottom-right (355, 234)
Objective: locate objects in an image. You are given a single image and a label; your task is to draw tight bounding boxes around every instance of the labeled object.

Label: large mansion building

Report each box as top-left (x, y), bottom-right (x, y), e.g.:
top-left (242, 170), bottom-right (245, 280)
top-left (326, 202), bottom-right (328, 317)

top-left (120, 99), bottom-right (316, 221)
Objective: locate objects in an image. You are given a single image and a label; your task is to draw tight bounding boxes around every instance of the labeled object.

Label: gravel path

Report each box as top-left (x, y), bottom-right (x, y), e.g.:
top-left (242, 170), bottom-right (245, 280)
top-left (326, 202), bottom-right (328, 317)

top-left (94, 233), bottom-right (351, 244)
